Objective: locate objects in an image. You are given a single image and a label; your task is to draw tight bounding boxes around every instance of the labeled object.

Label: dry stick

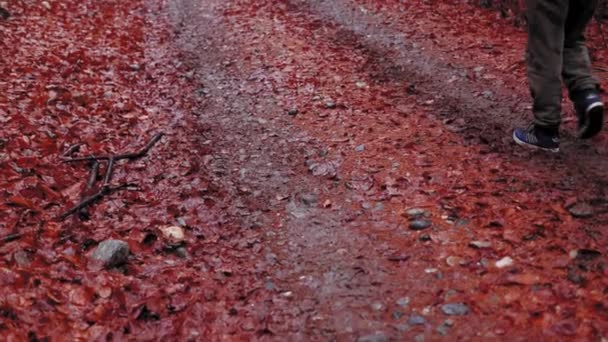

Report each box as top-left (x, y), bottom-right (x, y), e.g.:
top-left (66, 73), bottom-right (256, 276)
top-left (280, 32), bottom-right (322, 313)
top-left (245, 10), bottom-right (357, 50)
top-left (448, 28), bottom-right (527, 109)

top-left (59, 133), bottom-right (163, 220)
top-left (59, 187), bottom-right (111, 220)
top-left (59, 183), bottom-right (136, 221)
top-left (103, 157), bottom-right (115, 186)
top-left (62, 143), bottom-right (83, 157)
top-left (64, 133), bottom-right (164, 163)
top-left (78, 161), bottom-right (100, 219)
top-left (1, 233), bottom-right (21, 243)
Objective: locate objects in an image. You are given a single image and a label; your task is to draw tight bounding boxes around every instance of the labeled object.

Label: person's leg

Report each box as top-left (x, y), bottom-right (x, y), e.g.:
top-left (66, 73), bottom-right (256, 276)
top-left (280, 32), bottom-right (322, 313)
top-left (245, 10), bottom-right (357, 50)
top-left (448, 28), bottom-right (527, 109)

top-left (563, 0), bottom-right (603, 139)
top-left (513, 0), bottom-right (567, 152)
top-left (563, 0), bottom-right (599, 94)
top-left (527, 0), bottom-right (568, 129)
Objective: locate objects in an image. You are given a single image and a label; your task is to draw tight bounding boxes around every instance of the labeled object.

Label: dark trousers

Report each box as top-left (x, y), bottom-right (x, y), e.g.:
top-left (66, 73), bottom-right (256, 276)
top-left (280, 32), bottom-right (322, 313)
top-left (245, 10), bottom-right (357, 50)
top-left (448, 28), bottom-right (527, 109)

top-left (526, 0), bottom-right (600, 127)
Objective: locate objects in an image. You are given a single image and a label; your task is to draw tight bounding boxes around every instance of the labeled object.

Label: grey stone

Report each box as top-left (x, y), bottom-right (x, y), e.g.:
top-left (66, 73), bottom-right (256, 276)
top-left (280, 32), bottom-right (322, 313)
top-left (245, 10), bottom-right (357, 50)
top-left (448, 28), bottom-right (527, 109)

top-left (13, 250), bottom-right (31, 266)
top-left (441, 303), bottom-right (469, 316)
top-left (176, 247), bottom-right (188, 258)
top-left (481, 90), bottom-right (494, 99)
top-left (325, 100), bottom-right (337, 109)
top-left (410, 220), bottom-right (431, 231)
top-left (568, 203), bottom-right (594, 218)
top-left (469, 241), bottom-right (492, 249)
top-left (300, 193), bottom-right (318, 206)
top-left (287, 108), bottom-right (299, 116)
top-left (355, 144), bottom-right (365, 152)
top-left (264, 280), bottom-right (276, 291)
top-left (357, 333), bottom-right (388, 342)
top-left (371, 302), bottom-right (385, 311)
top-left (436, 319), bottom-right (454, 336)
top-left (396, 297), bottom-right (410, 307)
top-left (408, 314), bottom-right (427, 325)
top-left (406, 208), bottom-right (427, 218)
top-left (392, 311), bottom-right (405, 320)
top-left (90, 239), bottom-right (129, 268)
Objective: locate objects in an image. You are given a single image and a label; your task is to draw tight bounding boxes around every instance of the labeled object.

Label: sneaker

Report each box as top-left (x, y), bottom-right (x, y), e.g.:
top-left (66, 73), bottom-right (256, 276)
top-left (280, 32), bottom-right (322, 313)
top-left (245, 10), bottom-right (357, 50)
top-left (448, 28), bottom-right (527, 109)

top-left (573, 91), bottom-right (604, 139)
top-left (513, 125), bottom-right (560, 152)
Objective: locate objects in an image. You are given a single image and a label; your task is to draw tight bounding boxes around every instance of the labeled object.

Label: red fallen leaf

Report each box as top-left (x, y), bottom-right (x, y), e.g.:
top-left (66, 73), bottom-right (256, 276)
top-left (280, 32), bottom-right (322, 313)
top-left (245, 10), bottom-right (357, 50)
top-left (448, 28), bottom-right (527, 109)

top-left (551, 319), bottom-right (578, 336)
top-left (7, 195), bottom-right (40, 212)
top-left (504, 273), bottom-right (542, 286)
top-left (38, 183), bottom-right (62, 200)
top-left (502, 229), bottom-right (520, 244)
top-left (551, 256), bottom-right (570, 269)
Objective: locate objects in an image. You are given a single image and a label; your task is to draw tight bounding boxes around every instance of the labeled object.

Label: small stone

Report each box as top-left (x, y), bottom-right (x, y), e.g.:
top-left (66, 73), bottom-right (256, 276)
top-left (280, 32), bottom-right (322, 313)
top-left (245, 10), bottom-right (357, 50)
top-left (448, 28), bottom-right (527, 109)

top-left (495, 256), bottom-right (514, 268)
top-left (41, 1), bottom-right (51, 10)
top-left (371, 302), bottom-right (385, 311)
top-left (357, 333), bottom-right (387, 342)
top-left (436, 319), bottom-right (455, 336)
top-left (176, 247), bottom-right (188, 258)
top-left (13, 250), bottom-right (31, 266)
top-left (392, 311), bottom-right (405, 319)
top-left (469, 241), bottom-right (492, 249)
top-left (325, 100), bottom-right (337, 109)
top-left (90, 240), bottom-right (130, 268)
top-left (481, 90), bottom-right (493, 99)
top-left (446, 256), bottom-right (462, 267)
top-left (287, 108), bottom-right (299, 116)
top-left (0, 6), bottom-right (10, 20)
top-left (356, 81), bottom-right (367, 88)
top-left (396, 297), bottom-right (410, 307)
top-left (410, 220), bottom-right (431, 231)
top-left (405, 208), bottom-right (427, 218)
top-left (441, 303), bottom-right (469, 316)
top-left (408, 314), bottom-right (427, 325)
top-left (419, 234), bottom-right (432, 242)
top-left (567, 202), bottom-right (594, 218)
top-left (264, 280), bottom-right (276, 291)
top-left (300, 193), bottom-right (318, 206)
top-left (129, 64), bottom-right (141, 71)
top-left (355, 144), bottom-right (365, 152)
top-left (159, 226), bottom-right (185, 242)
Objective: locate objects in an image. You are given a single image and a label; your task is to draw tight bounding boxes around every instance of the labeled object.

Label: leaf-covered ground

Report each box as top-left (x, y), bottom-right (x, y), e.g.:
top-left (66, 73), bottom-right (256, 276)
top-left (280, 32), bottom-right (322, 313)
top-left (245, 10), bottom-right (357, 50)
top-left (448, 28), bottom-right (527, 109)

top-left (2, 0), bottom-right (608, 340)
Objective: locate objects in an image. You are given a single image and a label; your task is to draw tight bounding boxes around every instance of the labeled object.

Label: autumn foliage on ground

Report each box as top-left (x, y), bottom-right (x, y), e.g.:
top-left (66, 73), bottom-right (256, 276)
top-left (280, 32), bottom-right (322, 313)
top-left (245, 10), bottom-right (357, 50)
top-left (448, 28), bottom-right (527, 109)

top-left (3, 0), bottom-right (608, 339)
top-left (0, 0), bottom-right (245, 339)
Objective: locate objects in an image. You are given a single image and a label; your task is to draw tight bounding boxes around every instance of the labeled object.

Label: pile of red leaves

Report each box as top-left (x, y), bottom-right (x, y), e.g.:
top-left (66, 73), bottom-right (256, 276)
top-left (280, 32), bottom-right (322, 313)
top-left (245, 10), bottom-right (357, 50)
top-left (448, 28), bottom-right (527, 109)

top-left (0, 1), bottom-right (243, 339)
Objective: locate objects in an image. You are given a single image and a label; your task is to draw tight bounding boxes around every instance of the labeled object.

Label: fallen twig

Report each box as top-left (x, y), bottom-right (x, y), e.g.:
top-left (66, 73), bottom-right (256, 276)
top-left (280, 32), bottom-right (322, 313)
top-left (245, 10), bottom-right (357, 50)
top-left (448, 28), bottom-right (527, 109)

top-left (62, 143), bottom-right (83, 157)
top-left (78, 161), bottom-right (100, 219)
top-left (59, 184), bottom-right (137, 220)
top-left (1, 233), bottom-right (22, 243)
top-left (63, 133), bottom-right (164, 163)
top-left (59, 133), bottom-right (163, 220)
top-left (103, 157), bottom-right (115, 186)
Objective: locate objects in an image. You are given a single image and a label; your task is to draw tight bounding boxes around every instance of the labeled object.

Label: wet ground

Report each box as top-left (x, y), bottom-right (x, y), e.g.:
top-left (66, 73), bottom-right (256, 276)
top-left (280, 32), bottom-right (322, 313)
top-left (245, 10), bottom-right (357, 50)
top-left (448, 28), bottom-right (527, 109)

top-left (2, 0), bottom-right (608, 340)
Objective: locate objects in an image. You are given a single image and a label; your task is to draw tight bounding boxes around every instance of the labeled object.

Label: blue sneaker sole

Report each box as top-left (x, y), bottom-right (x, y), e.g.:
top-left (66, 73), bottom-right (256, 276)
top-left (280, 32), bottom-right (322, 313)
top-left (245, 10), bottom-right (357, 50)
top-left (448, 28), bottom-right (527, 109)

top-left (512, 131), bottom-right (559, 153)
top-left (579, 102), bottom-right (604, 139)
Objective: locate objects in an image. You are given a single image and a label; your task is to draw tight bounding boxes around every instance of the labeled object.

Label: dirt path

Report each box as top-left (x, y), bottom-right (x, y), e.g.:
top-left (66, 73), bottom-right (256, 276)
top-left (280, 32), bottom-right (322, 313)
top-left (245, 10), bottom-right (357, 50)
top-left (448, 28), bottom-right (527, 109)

top-left (164, 0), bottom-right (608, 340)
top-left (2, 0), bottom-right (608, 340)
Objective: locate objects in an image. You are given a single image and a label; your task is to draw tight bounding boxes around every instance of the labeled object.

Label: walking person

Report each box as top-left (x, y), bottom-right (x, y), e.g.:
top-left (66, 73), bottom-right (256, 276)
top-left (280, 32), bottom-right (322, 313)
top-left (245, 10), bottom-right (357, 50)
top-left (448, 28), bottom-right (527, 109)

top-left (513, 0), bottom-right (604, 152)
